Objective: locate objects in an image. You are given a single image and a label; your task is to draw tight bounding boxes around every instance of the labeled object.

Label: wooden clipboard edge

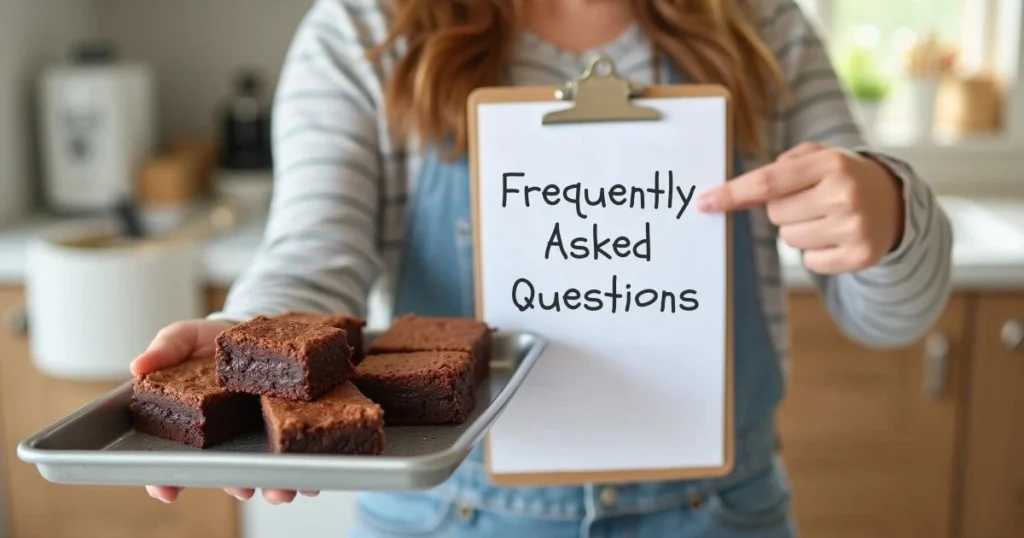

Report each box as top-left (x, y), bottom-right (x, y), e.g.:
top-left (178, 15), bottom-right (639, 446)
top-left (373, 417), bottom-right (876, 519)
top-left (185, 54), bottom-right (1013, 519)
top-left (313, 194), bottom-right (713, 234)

top-left (468, 84), bottom-right (736, 487)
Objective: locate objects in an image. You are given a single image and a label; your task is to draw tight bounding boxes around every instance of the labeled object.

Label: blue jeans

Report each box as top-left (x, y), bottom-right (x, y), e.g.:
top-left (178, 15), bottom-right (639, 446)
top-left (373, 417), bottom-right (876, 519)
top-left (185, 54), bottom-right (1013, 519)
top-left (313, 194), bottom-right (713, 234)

top-left (351, 455), bottom-right (795, 538)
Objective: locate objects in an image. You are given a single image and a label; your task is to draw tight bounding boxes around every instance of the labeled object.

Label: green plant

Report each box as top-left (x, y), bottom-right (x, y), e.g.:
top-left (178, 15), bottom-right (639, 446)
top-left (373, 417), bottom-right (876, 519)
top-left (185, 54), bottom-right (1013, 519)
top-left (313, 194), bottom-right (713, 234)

top-left (839, 47), bottom-right (891, 102)
top-left (847, 76), bottom-right (890, 101)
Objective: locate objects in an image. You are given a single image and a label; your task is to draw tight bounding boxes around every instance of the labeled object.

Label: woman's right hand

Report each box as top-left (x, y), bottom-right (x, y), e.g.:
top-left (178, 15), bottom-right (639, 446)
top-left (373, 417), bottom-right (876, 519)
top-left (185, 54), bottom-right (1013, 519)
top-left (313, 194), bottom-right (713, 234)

top-left (131, 319), bottom-right (319, 504)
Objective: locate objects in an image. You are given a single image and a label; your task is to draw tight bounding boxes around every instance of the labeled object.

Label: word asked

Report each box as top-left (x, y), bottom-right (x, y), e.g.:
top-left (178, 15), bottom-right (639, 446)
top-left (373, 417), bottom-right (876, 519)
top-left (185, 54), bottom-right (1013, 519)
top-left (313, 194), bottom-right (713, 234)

top-left (545, 222), bottom-right (651, 261)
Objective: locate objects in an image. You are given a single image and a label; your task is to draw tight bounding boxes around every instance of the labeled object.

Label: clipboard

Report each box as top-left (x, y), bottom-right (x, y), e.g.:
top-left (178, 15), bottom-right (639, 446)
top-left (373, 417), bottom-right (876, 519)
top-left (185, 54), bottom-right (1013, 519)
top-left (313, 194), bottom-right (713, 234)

top-left (468, 55), bottom-right (735, 486)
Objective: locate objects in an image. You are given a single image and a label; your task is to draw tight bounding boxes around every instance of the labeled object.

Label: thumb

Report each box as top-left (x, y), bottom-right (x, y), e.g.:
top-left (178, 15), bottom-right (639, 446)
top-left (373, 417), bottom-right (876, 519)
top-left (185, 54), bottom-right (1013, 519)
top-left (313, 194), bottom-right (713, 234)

top-left (130, 321), bottom-right (201, 376)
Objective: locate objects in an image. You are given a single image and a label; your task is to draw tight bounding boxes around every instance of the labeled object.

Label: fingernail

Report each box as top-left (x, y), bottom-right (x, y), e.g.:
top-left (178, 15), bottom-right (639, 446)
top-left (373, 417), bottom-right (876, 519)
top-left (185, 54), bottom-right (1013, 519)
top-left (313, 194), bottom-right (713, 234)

top-left (698, 194), bottom-right (717, 212)
top-left (233, 494), bottom-right (248, 501)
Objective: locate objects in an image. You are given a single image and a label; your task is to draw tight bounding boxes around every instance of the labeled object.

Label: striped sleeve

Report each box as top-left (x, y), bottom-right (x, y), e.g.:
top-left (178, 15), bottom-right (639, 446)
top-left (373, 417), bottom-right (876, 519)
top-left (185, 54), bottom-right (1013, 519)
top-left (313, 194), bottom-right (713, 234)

top-left (764, 0), bottom-right (954, 348)
top-left (209, 0), bottom-right (386, 323)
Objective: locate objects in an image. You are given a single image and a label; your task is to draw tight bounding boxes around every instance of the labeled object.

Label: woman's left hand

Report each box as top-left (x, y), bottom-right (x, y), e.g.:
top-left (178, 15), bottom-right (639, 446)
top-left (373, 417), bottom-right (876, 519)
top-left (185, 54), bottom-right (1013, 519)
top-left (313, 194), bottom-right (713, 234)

top-left (697, 142), bottom-right (904, 274)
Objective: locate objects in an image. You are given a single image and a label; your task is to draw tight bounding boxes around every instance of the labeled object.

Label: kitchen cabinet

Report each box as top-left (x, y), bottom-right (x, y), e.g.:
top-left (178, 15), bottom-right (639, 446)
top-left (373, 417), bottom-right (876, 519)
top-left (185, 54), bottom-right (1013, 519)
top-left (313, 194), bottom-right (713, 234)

top-left (0, 287), bottom-right (238, 538)
top-left (958, 294), bottom-right (1024, 538)
top-left (778, 292), bottom-right (969, 538)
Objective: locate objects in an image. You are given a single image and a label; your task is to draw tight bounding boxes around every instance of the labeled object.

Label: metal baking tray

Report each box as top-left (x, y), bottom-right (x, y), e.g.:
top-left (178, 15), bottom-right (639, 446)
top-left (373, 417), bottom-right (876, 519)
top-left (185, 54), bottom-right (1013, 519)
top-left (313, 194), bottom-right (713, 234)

top-left (18, 330), bottom-right (546, 492)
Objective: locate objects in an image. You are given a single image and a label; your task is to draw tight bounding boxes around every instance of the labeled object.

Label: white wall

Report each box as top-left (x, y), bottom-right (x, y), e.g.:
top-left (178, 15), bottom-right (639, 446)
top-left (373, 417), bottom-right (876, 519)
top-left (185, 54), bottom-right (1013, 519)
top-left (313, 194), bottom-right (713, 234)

top-left (0, 0), bottom-right (97, 225)
top-left (94, 0), bottom-right (314, 141)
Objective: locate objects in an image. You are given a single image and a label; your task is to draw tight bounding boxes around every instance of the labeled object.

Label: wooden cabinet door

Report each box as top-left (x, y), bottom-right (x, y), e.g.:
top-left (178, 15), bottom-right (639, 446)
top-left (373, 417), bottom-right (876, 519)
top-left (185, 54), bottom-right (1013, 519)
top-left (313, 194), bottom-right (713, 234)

top-left (778, 293), bottom-right (967, 538)
top-left (0, 287), bottom-right (238, 538)
top-left (959, 293), bottom-right (1024, 538)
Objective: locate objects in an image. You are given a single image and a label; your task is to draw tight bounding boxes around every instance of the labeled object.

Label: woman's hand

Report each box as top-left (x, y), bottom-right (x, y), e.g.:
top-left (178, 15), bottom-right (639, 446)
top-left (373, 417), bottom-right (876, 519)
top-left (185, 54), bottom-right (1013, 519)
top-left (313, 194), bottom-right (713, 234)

top-left (697, 142), bottom-right (905, 274)
top-left (131, 319), bottom-right (320, 504)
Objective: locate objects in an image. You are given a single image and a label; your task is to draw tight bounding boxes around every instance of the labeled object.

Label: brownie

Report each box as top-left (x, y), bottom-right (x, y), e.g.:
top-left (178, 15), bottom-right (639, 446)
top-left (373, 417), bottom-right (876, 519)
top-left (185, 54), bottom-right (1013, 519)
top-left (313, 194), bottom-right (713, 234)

top-left (353, 351), bottom-right (476, 425)
top-left (367, 315), bottom-right (492, 387)
top-left (261, 382), bottom-right (385, 455)
top-left (131, 357), bottom-right (261, 448)
top-left (215, 316), bottom-right (353, 402)
top-left (275, 311), bottom-right (367, 365)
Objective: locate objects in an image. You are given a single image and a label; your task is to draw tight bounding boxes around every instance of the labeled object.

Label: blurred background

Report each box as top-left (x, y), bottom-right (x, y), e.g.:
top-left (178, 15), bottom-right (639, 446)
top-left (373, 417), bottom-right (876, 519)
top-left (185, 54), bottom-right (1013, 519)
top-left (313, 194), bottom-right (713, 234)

top-left (0, 0), bottom-right (1022, 537)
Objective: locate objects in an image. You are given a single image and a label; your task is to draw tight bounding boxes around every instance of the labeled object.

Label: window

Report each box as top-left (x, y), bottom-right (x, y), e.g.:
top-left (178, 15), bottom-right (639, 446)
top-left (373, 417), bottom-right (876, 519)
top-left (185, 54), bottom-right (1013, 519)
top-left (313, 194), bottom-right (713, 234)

top-left (831, 0), bottom-right (962, 63)
top-left (798, 0), bottom-right (1014, 146)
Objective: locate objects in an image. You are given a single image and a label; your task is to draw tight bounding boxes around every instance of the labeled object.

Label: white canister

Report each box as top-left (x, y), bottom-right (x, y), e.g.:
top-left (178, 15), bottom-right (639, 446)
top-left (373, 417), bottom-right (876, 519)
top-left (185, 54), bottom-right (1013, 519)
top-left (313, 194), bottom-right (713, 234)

top-left (25, 224), bottom-right (204, 381)
top-left (908, 78), bottom-right (941, 142)
top-left (39, 62), bottom-right (157, 212)
top-left (852, 100), bottom-right (882, 142)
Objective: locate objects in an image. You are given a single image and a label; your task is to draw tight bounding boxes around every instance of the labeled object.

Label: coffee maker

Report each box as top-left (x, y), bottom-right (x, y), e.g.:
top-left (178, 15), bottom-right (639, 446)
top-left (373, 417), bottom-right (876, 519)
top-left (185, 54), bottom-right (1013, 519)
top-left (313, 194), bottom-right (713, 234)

top-left (38, 42), bottom-right (156, 213)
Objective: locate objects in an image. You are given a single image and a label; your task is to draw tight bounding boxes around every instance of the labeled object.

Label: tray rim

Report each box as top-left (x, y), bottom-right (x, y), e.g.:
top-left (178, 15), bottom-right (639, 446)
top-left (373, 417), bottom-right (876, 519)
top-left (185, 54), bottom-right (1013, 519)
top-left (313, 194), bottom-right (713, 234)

top-left (16, 330), bottom-right (548, 488)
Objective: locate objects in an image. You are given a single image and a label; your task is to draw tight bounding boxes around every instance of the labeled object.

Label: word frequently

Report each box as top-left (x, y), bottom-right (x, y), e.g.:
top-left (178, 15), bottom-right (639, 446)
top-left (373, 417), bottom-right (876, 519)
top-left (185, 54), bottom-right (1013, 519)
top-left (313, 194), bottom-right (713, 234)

top-left (501, 171), bottom-right (695, 220)
top-left (499, 170), bottom-right (709, 314)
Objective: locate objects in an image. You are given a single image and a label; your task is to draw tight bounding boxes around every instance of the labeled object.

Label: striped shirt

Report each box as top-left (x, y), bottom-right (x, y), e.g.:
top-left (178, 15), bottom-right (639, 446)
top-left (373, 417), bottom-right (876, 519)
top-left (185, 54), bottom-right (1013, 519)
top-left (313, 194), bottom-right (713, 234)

top-left (210, 0), bottom-right (954, 373)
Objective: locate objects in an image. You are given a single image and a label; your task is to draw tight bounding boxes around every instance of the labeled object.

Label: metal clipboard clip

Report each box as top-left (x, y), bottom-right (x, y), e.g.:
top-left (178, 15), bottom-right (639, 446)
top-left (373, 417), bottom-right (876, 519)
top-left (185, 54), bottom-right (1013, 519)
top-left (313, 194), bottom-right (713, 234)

top-left (542, 54), bottom-right (662, 125)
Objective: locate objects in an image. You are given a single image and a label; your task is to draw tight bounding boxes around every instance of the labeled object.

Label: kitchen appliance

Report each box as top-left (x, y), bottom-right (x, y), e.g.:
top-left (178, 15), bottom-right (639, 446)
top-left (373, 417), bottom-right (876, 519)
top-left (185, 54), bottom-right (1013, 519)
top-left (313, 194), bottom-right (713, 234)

top-left (39, 43), bottom-right (157, 213)
top-left (20, 204), bottom-right (244, 381)
top-left (219, 69), bottom-right (272, 171)
top-left (24, 225), bottom-right (203, 381)
top-left (23, 204), bottom-right (238, 381)
top-left (212, 69), bottom-right (273, 222)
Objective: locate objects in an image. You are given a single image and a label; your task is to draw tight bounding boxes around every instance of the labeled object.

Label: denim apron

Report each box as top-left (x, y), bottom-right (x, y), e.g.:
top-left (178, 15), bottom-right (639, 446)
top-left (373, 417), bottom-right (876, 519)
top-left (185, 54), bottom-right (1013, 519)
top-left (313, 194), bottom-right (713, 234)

top-left (353, 63), bottom-right (793, 538)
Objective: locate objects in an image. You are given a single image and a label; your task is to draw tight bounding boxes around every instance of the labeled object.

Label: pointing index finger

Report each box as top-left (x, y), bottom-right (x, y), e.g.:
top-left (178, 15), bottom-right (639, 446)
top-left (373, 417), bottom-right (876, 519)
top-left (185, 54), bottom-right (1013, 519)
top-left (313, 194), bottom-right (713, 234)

top-left (699, 153), bottom-right (829, 212)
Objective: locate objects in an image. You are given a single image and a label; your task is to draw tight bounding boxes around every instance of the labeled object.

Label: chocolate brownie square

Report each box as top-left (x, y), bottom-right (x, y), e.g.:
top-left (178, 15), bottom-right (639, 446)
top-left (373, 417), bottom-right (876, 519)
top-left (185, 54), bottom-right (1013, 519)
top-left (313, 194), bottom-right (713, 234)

top-left (275, 311), bottom-right (367, 365)
top-left (353, 351), bottom-right (475, 425)
top-left (131, 357), bottom-right (261, 448)
top-left (215, 316), bottom-right (353, 401)
top-left (262, 382), bottom-right (385, 455)
top-left (367, 315), bottom-right (492, 386)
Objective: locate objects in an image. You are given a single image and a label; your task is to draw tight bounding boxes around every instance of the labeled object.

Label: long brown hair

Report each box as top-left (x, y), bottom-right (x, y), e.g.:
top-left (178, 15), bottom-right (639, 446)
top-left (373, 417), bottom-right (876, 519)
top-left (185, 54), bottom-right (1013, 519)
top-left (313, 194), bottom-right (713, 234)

top-left (369, 0), bottom-right (789, 160)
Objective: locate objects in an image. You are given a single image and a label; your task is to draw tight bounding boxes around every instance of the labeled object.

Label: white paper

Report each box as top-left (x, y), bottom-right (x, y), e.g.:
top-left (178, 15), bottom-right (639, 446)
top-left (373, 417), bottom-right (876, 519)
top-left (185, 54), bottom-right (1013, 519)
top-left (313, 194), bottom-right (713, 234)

top-left (477, 97), bottom-right (729, 475)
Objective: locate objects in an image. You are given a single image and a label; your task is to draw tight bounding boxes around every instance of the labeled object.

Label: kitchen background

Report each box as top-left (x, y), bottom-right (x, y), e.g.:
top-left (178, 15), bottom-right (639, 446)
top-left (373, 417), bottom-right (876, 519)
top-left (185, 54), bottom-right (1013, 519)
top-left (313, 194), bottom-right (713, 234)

top-left (0, 0), bottom-right (1022, 537)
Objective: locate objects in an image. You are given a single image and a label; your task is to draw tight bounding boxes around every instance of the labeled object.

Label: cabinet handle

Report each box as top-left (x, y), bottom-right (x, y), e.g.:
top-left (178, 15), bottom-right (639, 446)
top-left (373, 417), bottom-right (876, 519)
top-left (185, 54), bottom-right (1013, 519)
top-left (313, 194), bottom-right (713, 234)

top-left (1002, 320), bottom-right (1023, 351)
top-left (923, 332), bottom-right (950, 398)
top-left (4, 306), bottom-right (28, 336)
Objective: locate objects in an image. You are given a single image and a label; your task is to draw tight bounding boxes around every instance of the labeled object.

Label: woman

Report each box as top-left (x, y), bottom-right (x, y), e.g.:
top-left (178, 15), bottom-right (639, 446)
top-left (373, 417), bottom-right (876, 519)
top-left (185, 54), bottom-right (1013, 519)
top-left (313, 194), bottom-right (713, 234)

top-left (134, 0), bottom-right (953, 536)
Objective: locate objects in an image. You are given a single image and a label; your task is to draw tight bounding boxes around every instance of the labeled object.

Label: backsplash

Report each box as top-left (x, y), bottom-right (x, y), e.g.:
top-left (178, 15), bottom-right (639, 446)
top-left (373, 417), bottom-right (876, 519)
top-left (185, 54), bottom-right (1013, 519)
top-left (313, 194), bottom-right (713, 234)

top-left (94, 0), bottom-right (314, 141)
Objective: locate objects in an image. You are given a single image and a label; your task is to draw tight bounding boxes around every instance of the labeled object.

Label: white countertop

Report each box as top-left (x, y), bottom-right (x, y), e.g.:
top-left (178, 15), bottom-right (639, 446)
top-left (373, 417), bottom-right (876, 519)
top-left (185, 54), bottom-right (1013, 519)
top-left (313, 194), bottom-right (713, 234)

top-left (1, 196), bottom-right (1023, 290)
